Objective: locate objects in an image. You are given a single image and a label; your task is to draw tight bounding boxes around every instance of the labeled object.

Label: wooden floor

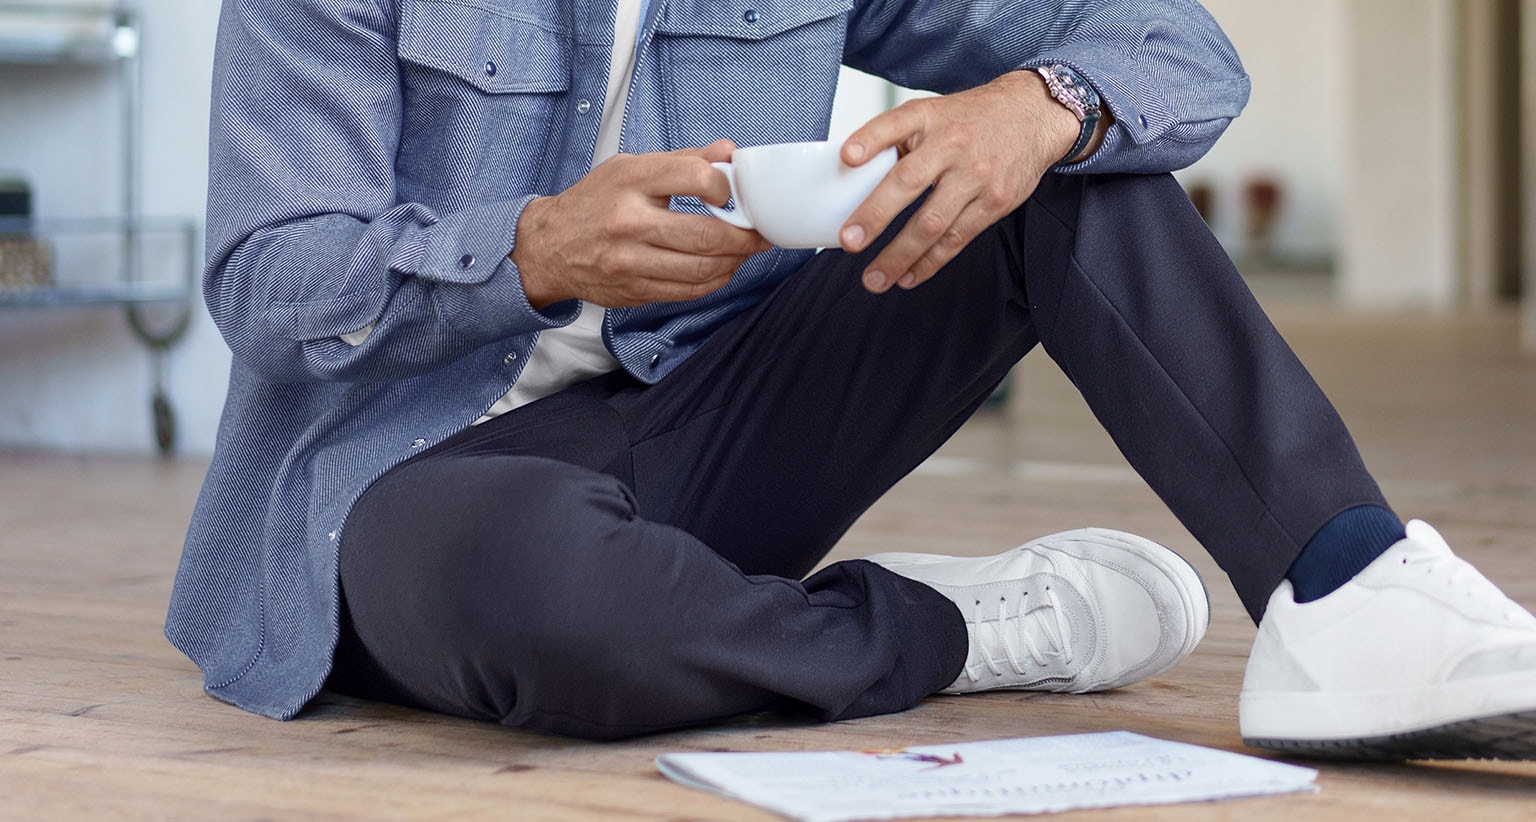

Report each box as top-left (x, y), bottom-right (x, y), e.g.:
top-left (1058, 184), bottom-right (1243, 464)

top-left (4, 288), bottom-right (1536, 819)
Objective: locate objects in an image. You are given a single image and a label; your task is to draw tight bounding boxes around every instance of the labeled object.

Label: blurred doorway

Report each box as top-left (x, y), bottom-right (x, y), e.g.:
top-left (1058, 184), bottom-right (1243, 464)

top-left (1459, 0), bottom-right (1524, 308)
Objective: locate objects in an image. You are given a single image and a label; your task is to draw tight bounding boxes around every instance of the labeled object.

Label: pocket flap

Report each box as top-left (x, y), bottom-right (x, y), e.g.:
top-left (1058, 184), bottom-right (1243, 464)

top-left (654, 0), bottom-right (852, 40)
top-left (399, 0), bottom-right (570, 93)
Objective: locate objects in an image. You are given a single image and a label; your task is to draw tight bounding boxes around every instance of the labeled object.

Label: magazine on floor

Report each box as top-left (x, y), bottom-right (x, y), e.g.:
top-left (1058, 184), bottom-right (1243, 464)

top-left (656, 731), bottom-right (1317, 821)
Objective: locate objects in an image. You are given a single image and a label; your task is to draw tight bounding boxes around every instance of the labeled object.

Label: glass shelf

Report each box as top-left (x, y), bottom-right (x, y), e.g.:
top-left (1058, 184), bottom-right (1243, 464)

top-left (0, 280), bottom-right (185, 307)
top-left (0, 215), bottom-right (198, 310)
top-left (0, 213), bottom-right (197, 453)
top-left (0, 3), bottom-right (133, 64)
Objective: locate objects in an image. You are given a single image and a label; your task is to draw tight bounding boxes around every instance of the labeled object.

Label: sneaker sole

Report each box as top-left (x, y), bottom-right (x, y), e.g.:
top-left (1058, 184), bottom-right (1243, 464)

top-left (1241, 668), bottom-right (1536, 756)
top-left (1245, 709), bottom-right (1536, 761)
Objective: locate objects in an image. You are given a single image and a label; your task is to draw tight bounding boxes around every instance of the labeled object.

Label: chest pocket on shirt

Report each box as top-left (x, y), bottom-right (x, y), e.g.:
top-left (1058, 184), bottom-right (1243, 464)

top-left (651, 0), bottom-right (852, 152)
top-left (394, 0), bottom-right (571, 208)
top-left (398, 0), bottom-right (570, 93)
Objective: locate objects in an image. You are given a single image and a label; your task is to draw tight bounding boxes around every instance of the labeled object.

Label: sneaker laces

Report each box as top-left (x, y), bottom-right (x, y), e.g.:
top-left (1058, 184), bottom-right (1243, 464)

top-left (964, 586), bottom-right (1073, 682)
top-left (1396, 540), bottom-right (1531, 626)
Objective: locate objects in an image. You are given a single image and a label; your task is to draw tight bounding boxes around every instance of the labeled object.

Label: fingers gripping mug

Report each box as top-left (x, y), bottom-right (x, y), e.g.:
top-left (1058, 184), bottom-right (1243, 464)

top-left (704, 141), bottom-right (899, 249)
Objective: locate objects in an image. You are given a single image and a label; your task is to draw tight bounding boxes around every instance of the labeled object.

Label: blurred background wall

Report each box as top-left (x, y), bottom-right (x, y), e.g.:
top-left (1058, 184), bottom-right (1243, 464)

top-left (0, 0), bottom-right (1530, 456)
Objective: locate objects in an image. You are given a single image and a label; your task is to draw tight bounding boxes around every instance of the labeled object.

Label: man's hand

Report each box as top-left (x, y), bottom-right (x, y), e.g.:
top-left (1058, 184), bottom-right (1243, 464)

top-left (838, 69), bottom-right (1107, 294)
top-left (513, 140), bottom-right (771, 309)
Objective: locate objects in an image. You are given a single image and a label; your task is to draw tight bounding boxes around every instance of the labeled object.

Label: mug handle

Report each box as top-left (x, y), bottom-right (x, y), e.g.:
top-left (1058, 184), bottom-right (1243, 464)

top-left (703, 162), bottom-right (754, 230)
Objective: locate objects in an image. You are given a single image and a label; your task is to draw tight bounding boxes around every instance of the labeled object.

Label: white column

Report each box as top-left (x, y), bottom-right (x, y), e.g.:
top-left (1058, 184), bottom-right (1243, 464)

top-left (1458, 0), bottom-right (1513, 309)
top-left (1523, 0), bottom-right (1536, 349)
top-left (1338, 0), bottom-right (1459, 309)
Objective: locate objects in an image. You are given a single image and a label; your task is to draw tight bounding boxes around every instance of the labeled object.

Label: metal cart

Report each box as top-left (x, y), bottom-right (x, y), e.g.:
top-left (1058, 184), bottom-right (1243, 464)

top-left (0, 2), bottom-right (197, 453)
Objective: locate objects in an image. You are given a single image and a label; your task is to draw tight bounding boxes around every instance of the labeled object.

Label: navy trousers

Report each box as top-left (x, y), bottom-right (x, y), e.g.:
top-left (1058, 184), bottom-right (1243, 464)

top-left (328, 173), bottom-right (1388, 739)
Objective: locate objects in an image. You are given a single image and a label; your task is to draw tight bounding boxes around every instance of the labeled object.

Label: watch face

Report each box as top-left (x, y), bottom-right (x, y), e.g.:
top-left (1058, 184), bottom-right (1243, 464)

top-left (1051, 66), bottom-right (1095, 108)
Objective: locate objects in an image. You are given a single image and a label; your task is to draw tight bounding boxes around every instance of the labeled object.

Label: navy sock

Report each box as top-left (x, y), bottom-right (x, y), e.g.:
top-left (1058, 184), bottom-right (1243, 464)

top-left (1285, 505), bottom-right (1406, 603)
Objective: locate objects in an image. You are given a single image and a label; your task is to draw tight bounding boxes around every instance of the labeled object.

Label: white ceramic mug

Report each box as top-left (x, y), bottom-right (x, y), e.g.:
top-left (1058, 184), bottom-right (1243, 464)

top-left (704, 141), bottom-right (898, 249)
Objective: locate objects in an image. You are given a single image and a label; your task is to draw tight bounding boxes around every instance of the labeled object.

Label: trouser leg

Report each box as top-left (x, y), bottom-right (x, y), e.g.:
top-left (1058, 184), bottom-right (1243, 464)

top-left (1014, 174), bottom-right (1388, 620)
top-left (331, 443), bottom-right (964, 739)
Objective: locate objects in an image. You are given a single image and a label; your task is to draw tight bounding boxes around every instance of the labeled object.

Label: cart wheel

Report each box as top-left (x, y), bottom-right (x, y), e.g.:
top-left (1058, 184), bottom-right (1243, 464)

top-left (152, 389), bottom-right (177, 454)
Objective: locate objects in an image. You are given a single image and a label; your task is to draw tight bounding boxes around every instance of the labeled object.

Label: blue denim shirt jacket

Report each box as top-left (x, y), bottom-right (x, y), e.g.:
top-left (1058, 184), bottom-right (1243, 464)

top-left (168, 0), bottom-right (1250, 720)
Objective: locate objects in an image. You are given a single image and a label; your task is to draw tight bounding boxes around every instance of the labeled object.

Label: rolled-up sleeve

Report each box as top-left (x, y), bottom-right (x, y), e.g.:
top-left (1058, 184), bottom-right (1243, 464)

top-left (843, 0), bottom-right (1251, 174)
top-left (204, 0), bottom-right (572, 384)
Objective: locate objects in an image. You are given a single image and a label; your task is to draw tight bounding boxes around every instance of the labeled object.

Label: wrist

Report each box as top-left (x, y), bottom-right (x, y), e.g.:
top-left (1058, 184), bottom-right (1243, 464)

top-left (512, 197), bottom-right (565, 310)
top-left (1013, 69), bottom-right (1080, 168)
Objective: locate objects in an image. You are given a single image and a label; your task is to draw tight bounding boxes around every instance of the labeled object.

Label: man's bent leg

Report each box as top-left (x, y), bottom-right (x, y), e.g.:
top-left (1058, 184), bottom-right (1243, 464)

top-left (1019, 174), bottom-right (1390, 621)
top-left (330, 450), bottom-right (967, 740)
top-left (1009, 176), bottom-right (1536, 759)
top-left (606, 206), bottom-right (1041, 579)
top-left (606, 173), bottom-right (1385, 622)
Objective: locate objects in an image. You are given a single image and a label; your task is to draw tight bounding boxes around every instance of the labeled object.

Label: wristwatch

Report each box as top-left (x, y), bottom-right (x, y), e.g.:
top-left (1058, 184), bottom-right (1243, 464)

top-left (1034, 64), bottom-right (1102, 164)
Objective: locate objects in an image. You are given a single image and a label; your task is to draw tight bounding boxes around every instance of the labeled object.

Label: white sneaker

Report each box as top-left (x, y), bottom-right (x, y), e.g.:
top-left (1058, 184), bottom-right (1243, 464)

top-left (1240, 519), bottom-right (1536, 760)
top-left (866, 528), bottom-right (1209, 695)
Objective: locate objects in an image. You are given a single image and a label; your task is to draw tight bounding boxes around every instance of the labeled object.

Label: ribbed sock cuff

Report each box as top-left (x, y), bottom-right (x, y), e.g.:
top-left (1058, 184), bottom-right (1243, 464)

top-left (1285, 505), bottom-right (1406, 603)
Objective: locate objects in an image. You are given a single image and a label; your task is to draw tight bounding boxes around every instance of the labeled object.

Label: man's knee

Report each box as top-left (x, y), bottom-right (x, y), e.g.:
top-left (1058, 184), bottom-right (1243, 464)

top-left (340, 454), bottom-right (640, 639)
top-left (337, 455), bottom-right (660, 721)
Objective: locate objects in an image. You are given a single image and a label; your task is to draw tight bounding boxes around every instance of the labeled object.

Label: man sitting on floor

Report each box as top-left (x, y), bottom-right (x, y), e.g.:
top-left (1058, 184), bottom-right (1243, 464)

top-left (167, 0), bottom-right (1536, 758)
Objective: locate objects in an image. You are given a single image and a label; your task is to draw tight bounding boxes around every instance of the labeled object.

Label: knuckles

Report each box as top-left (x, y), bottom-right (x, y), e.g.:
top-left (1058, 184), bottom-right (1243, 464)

top-left (975, 186), bottom-right (1011, 214)
top-left (688, 256), bottom-right (730, 287)
top-left (891, 159), bottom-right (932, 191)
top-left (602, 209), bottom-right (647, 242)
top-left (938, 226), bottom-right (969, 253)
top-left (687, 219), bottom-right (729, 256)
top-left (917, 208), bottom-right (950, 235)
